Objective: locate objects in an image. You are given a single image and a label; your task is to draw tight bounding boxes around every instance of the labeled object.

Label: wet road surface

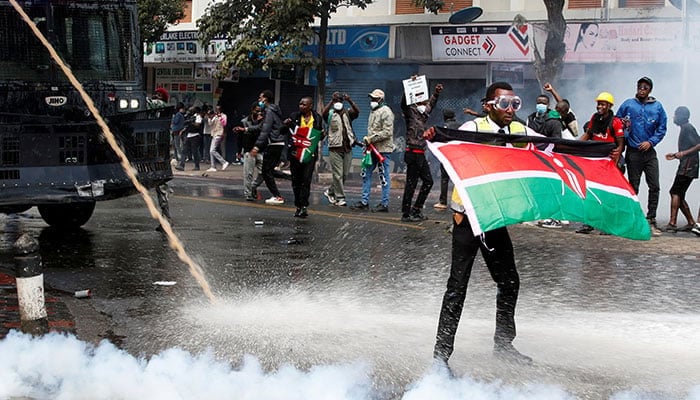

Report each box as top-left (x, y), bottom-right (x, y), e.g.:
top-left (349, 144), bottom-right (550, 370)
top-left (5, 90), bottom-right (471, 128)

top-left (1, 176), bottom-right (699, 399)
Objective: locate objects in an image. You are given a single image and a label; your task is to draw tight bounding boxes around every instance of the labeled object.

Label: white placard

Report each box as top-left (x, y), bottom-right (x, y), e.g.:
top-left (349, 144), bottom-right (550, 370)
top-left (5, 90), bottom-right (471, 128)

top-left (403, 75), bottom-right (429, 105)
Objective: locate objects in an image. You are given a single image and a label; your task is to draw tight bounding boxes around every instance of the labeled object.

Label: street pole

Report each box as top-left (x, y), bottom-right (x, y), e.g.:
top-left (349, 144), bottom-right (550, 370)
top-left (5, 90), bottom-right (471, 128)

top-left (13, 233), bottom-right (48, 335)
top-left (682, 0), bottom-right (688, 104)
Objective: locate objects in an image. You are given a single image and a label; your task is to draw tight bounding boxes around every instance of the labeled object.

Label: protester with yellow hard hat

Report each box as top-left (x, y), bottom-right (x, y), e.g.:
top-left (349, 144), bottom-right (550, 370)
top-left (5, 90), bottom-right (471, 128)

top-left (576, 91), bottom-right (626, 234)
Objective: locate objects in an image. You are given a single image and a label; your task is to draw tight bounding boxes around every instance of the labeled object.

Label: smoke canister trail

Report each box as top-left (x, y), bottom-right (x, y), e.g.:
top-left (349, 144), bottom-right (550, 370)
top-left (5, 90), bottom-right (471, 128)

top-left (8, 0), bottom-right (216, 303)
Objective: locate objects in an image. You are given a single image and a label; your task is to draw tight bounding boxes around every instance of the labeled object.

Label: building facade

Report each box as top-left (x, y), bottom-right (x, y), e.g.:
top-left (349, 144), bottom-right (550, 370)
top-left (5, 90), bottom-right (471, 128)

top-left (145, 0), bottom-right (695, 159)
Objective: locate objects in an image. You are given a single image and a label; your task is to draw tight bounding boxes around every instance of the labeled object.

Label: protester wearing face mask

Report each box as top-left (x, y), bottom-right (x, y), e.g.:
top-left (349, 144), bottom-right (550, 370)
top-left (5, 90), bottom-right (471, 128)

top-left (322, 91), bottom-right (360, 207)
top-left (399, 80), bottom-right (443, 222)
top-left (526, 94), bottom-right (551, 134)
top-left (351, 88), bottom-right (394, 212)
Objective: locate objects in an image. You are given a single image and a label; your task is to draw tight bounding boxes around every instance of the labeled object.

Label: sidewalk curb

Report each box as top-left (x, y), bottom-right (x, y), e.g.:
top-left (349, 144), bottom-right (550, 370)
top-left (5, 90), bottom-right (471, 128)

top-left (0, 271), bottom-right (76, 339)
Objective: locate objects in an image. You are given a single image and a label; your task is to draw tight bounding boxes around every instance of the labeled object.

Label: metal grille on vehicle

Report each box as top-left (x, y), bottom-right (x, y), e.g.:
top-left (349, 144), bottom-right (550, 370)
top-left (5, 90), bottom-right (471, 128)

top-left (1, 136), bottom-right (20, 166)
top-left (58, 135), bottom-right (85, 164)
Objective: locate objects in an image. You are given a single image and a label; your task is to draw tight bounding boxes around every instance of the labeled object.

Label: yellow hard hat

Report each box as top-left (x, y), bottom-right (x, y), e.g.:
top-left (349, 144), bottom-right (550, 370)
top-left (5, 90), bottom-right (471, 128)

top-left (595, 92), bottom-right (615, 105)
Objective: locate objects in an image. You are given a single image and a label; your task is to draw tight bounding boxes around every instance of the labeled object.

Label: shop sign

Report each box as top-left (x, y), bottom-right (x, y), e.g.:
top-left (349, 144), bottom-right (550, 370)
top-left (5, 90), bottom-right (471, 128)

top-left (305, 26), bottom-right (390, 59)
top-left (430, 24), bottom-right (532, 62)
top-left (143, 30), bottom-right (230, 63)
top-left (547, 22), bottom-right (685, 63)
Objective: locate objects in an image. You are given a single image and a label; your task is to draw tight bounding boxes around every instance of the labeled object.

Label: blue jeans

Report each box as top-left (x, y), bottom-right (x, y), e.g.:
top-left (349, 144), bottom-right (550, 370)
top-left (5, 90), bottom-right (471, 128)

top-left (361, 152), bottom-right (391, 206)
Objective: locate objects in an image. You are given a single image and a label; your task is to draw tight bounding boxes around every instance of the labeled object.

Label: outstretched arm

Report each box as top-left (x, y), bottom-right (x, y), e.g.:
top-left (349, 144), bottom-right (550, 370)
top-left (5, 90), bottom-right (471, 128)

top-left (666, 143), bottom-right (700, 160)
top-left (543, 83), bottom-right (563, 103)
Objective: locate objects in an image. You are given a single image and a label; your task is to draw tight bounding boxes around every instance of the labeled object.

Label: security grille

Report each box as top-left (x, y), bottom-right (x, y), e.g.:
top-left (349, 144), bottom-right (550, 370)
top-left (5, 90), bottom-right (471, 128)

top-left (58, 135), bottom-right (86, 164)
top-left (1, 136), bottom-right (20, 166)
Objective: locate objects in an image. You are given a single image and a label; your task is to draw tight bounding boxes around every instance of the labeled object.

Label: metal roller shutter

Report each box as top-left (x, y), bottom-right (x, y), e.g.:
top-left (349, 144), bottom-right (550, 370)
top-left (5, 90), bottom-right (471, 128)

top-left (323, 80), bottom-right (384, 158)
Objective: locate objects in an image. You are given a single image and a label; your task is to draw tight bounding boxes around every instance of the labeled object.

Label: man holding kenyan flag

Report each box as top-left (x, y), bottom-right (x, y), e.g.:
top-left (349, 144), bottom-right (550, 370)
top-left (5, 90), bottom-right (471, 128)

top-left (425, 82), bottom-right (537, 368)
top-left (424, 81), bottom-right (651, 371)
top-left (284, 96), bottom-right (324, 218)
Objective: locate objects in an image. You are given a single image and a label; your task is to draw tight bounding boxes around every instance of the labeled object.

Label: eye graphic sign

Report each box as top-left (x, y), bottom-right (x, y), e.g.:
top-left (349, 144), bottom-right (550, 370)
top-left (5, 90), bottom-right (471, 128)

top-left (430, 25), bottom-right (532, 62)
top-left (305, 26), bottom-right (390, 59)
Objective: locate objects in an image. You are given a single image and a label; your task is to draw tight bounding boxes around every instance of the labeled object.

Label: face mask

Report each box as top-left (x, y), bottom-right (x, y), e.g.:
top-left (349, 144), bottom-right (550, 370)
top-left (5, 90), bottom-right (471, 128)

top-left (535, 103), bottom-right (547, 114)
top-left (258, 101), bottom-right (266, 109)
top-left (416, 105), bottom-right (427, 114)
top-left (333, 102), bottom-right (343, 111)
top-left (370, 101), bottom-right (379, 109)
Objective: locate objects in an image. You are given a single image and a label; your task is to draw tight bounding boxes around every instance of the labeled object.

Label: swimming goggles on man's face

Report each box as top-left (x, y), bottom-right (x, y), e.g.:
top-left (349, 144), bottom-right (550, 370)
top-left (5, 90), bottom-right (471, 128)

top-left (488, 95), bottom-right (522, 112)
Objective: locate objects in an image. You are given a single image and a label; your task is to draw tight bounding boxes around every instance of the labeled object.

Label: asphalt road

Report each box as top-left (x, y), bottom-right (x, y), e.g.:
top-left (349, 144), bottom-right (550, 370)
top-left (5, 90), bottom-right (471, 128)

top-left (1, 176), bottom-right (699, 399)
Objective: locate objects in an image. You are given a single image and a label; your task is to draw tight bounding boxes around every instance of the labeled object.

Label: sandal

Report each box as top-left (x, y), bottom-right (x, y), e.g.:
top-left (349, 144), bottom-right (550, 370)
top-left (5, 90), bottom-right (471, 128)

top-left (663, 223), bottom-right (677, 233)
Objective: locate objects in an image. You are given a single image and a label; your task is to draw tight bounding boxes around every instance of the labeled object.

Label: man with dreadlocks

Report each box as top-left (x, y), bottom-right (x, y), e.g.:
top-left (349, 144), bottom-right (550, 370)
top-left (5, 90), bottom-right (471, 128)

top-left (576, 91), bottom-right (625, 234)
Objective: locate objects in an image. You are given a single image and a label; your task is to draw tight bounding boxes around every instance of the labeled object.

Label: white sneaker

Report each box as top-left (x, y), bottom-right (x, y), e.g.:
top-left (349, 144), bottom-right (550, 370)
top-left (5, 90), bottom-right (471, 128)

top-left (265, 196), bottom-right (284, 205)
top-left (540, 219), bottom-right (562, 228)
top-left (335, 199), bottom-right (347, 206)
top-left (206, 167), bottom-right (217, 172)
top-left (221, 162), bottom-right (230, 171)
top-left (433, 202), bottom-right (448, 210)
top-left (691, 223), bottom-right (700, 237)
top-left (323, 189), bottom-right (336, 204)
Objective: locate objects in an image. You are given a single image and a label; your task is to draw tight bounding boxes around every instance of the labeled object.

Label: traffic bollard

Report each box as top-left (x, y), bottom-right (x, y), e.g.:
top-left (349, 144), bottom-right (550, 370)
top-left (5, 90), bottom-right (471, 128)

top-left (13, 233), bottom-right (48, 335)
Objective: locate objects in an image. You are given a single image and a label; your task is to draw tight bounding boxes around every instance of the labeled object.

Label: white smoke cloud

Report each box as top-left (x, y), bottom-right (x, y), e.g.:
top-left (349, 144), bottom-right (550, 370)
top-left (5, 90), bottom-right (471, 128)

top-left (1, 331), bottom-right (698, 399)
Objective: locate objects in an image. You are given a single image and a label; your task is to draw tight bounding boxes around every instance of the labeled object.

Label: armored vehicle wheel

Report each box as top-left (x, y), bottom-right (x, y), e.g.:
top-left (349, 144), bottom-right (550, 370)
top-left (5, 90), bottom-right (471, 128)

top-left (38, 202), bottom-right (96, 228)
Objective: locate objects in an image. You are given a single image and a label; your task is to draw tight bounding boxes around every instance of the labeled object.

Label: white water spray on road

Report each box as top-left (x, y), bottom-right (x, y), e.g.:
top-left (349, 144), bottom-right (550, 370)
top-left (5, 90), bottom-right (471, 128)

top-left (1, 329), bottom-right (699, 400)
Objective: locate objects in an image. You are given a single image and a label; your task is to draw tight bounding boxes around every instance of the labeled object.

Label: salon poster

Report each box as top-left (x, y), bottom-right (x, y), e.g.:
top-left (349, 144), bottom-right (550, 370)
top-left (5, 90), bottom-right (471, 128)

top-left (403, 75), bottom-right (429, 105)
top-left (532, 22), bottom-right (685, 63)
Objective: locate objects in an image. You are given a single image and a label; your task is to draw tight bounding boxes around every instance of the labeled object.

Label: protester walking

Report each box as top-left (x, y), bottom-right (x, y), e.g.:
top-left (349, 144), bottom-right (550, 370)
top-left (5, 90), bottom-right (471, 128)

top-left (250, 90), bottom-right (287, 205)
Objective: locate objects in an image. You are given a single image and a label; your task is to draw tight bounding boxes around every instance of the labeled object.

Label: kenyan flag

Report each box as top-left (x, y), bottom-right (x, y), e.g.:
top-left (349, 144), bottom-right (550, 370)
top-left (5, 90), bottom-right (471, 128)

top-left (291, 126), bottom-right (322, 163)
top-left (427, 127), bottom-right (651, 241)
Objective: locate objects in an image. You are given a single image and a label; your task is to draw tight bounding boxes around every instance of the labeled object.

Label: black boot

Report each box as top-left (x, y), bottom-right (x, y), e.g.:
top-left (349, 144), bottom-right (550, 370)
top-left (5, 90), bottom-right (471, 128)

top-left (493, 343), bottom-right (533, 365)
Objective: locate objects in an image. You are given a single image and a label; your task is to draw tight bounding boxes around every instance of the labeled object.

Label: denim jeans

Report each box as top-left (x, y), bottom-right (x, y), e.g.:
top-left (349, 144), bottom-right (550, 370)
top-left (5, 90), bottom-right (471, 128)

top-left (201, 134), bottom-right (212, 160)
top-left (361, 152), bottom-right (391, 206)
top-left (209, 135), bottom-right (227, 167)
top-left (171, 133), bottom-right (182, 161)
top-left (243, 151), bottom-right (263, 198)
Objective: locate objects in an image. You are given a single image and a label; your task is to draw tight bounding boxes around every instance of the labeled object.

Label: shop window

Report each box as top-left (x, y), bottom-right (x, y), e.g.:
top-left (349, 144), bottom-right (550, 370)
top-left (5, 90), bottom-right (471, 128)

top-left (395, 0), bottom-right (472, 15)
top-left (568, 0), bottom-right (602, 8)
top-left (619, 0), bottom-right (664, 7)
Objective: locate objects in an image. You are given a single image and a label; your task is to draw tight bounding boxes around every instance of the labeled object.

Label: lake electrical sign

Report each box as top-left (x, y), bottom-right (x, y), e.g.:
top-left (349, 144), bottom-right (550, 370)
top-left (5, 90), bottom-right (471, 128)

top-left (430, 25), bottom-right (532, 62)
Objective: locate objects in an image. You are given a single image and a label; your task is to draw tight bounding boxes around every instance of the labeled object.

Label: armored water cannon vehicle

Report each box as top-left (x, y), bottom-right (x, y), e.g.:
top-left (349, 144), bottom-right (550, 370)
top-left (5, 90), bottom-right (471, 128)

top-left (0, 0), bottom-right (173, 228)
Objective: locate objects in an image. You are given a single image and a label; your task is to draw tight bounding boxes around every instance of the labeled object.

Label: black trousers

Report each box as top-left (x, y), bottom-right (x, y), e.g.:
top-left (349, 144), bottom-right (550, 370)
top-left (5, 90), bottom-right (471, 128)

top-left (289, 157), bottom-right (315, 208)
top-left (178, 135), bottom-right (201, 169)
top-left (401, 151), bottom-right (434, 216)
top-left (439, 165), bottom-right (450, 205)
top-left (625, 147), bottom-right (660, 221)
top-left (260, 144), bottom-right (284, 198)
top-left (434, 214), bottom-right (520, 361)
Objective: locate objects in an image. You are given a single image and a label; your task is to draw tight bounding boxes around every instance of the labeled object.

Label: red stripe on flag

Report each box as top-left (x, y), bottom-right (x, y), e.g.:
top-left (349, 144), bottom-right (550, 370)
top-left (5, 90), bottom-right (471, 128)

top-left (438, 142), bottom-right (633, 196)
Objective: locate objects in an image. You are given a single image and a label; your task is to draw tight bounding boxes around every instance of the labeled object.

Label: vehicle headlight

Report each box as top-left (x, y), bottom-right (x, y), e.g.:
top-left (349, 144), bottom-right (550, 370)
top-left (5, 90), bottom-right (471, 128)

top-left (118, 99), bottom-right (129, 109)
top-left (130, 99), bottom-right (140, 109)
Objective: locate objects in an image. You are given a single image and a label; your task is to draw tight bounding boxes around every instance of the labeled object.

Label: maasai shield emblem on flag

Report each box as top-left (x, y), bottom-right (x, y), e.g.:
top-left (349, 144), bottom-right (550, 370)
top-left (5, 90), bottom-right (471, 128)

top-left (427, 127), bottom-right (651, 241)
top-left (291, 126), bottom-right (322, 163)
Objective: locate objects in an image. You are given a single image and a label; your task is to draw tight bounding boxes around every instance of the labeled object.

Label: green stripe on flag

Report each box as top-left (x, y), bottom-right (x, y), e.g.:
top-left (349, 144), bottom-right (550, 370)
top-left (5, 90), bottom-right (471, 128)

top-left (463, 177), bottom-right (651, 240)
